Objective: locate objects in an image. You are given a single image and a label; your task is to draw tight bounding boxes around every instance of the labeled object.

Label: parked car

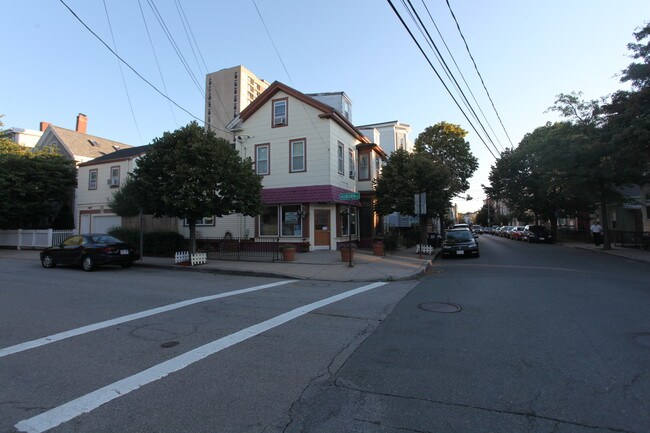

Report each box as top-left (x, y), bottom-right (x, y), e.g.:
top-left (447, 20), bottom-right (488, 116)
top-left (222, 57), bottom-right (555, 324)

top-left (509, 226), bottom-right (526, 240)
top-left (40, 234), bottom-right (140, 271)
top-left (523, 225), bottom-right (553, 243)
top-left (452, 223), bottom-right (470, 230)
top-left (499, 226), bottom-right (513, 237)
top-left (441, 228), bottom-right (480, 258)
top-left (471, 225), bottom-right (483, 234)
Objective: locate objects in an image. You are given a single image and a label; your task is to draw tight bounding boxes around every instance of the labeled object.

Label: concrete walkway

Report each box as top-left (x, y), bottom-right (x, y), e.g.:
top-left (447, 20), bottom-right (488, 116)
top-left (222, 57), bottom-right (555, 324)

top-left (141, 248), bottom-right (436, 282)
top-left (2, 240), bottom-right (648, 282)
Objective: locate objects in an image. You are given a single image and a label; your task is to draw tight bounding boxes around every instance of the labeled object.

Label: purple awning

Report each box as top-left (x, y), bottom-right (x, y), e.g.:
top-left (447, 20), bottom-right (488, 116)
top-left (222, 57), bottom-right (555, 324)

top-left (261, 185), bottom-right (361, 206)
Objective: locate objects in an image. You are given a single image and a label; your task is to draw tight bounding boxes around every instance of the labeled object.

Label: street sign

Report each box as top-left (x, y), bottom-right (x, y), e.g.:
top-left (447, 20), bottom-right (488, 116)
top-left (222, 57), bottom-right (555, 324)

top-left (339, 192), bottom-right (360, 201)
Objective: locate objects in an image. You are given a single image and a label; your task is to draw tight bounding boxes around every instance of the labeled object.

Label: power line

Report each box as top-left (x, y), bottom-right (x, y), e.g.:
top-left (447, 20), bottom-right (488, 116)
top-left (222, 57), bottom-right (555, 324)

top-left (402, 0), bottom-right (501, 156)
top-left (445, 0), bottom-right (514, 148)
top-left (419, 0), bottom-right (505, 152)
top-left (386, 0), bottom-right (497, 159)
top-left (251, 0), bottom-right (294, 85)
top-left (58, 0), bottom-right (231, 135)
top-left (146, 0), bottom-right (206, 99)
top-left (102, 0), bottom-right (144, 146)
top-left (175, 0), bottom-right (208, 75)
top-left (137, 0), bottom-right (179, 127)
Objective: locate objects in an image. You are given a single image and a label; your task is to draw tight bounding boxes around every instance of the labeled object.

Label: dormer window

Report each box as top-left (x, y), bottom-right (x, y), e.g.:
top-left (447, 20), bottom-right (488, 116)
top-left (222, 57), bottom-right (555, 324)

top-left (272, 98), bottom-right (287, 127)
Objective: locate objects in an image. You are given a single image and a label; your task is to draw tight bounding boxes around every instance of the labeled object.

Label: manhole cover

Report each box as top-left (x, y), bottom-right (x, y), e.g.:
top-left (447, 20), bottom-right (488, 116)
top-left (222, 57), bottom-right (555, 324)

top-left (418, 302), bottom-right (461, 313)
top-left (632, 333), bottom-right (650, 348)
top-left (161, 341), bottom-right (180, 348)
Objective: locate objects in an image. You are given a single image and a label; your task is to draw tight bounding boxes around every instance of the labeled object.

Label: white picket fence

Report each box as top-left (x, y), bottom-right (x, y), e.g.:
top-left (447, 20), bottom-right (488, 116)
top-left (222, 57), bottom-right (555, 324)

top-left (174, 251), bottom-right (207, 266)
top-left (416, 244), bottom-right (435, 254)
top-left (0, 229), bottom-right (75, 249)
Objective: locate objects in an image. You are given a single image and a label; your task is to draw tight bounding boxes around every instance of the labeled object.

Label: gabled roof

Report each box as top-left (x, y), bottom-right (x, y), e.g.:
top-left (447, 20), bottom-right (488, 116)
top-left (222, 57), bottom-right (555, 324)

top-left (40, 125), bottom-right (133, 160)
top-left (78, 145), bottom-right (149, 167)
top-left (238, 81), bottom-right (369, 143)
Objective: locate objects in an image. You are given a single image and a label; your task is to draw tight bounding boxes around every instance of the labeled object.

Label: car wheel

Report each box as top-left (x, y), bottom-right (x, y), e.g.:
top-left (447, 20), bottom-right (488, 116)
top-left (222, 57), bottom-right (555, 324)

top-left (475, 251), bottom-right (480, 258)
top-left (41, 254), bottom-right (56, 268)
top-left (82, 255), bottom-right (96, 272)
top-left (121, 262), bottom-right (133, 268)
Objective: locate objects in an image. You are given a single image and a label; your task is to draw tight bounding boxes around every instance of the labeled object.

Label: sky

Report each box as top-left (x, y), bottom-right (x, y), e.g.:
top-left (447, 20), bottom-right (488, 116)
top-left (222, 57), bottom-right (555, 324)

top-left (2, 1), bottom-right (648, 213)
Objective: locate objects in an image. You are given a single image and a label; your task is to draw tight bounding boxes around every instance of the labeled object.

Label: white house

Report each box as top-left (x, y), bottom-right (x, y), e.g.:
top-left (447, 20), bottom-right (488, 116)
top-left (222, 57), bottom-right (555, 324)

top-left (0, 127), bottom-right (43, 148)
top-left (182, 81), bottom-right (387, 250)
top-left (356, 121), bottom-right (413, 155)
top-left (76, 146), bottom-right (148, 234)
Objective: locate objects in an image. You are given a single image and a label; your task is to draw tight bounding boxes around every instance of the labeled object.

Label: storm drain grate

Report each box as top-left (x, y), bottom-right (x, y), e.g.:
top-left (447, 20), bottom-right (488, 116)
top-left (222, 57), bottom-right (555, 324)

top-left (418, 302), bottom-right (462, 313)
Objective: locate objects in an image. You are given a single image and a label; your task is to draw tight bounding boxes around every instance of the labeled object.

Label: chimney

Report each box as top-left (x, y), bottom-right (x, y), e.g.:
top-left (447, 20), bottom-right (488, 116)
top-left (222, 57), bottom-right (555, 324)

top-left (40, 121), bottom-right (50, 132)
top-left (76, 113), bottom-right (88, 134)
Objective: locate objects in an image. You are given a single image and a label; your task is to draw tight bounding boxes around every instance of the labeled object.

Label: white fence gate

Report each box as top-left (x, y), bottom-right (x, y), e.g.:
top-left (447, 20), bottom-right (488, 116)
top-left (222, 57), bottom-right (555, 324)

top-left (0, 229), bottom-right (75, 249)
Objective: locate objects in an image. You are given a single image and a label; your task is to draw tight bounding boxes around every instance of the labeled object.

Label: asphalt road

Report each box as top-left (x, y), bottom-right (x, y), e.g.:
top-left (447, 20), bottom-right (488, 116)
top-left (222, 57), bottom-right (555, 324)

top-left (2, 237), bottom-right (649, 433)
top-left (0, 256), bottom-right (416, 433)
top-left (282, 235), bottom-right (650, 432)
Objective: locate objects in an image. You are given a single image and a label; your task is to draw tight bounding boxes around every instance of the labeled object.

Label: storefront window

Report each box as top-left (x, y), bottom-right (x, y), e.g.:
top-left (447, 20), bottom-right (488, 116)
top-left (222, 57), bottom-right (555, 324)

top-left (281, 205), bottom-right (302, 237)
top-left (260, 205), bottom-right (279, 236)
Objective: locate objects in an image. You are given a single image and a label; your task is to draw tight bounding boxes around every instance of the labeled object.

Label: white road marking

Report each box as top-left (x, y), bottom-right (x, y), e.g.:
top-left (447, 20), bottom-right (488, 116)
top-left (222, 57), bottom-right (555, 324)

top-left (0, 280), bottom-right (295, 359)
top-left (14, 282), bottom-right (387, 433)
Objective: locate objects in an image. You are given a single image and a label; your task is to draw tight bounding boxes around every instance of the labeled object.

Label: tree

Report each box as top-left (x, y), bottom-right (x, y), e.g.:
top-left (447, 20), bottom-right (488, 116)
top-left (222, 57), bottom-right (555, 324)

top-left (0, 140), bottom-right (77, 229)
top-left (414, 121), bottom-right (479, 197)
top-left (131, 122), bottom-right (263, 253)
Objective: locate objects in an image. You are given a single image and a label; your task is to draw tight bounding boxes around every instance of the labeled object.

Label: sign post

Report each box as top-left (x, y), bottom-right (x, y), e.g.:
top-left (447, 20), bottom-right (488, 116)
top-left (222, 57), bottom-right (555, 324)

top-left (339, 192), bottom-right (360, 267)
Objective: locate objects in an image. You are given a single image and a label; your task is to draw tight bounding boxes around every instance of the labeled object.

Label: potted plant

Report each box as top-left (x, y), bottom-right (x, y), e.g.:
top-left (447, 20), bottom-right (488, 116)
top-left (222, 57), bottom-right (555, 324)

top-left (372, 238), bottom-right (385, 256)
top-left (340, 243), bottom-right (355, 262)
top-left (301, 239), bottom-right (311, 252)
top-left (279, 244), bottom-right (296, 261)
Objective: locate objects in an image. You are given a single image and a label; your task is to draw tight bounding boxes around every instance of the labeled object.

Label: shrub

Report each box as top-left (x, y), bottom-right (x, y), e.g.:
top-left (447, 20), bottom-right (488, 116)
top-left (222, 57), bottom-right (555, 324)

top-left (107, 227), bottom-right (186, 256)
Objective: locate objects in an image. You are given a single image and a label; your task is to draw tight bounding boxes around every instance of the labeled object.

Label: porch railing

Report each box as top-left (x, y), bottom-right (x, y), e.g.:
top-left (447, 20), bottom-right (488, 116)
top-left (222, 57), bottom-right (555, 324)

top-left (0, 229), bottom-right (75, 249)
top-left (203, 237), bottom-right (280, 261)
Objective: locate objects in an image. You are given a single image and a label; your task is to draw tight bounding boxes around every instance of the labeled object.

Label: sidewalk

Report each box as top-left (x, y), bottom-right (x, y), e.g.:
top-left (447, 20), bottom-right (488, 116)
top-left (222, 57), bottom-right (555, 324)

top-left (2, 241), bottom-right (647, 282)
top-left (141, 247), bottom-right (436, 282)
top-left (0, 247), bottom-right (437, 282)
top-left (560, 241), bottom-right (650, 264)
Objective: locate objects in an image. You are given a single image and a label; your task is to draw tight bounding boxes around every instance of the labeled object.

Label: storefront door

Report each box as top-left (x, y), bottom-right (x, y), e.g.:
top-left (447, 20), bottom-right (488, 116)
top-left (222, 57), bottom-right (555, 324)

top-left (314, 209), bottom-right (330, 249)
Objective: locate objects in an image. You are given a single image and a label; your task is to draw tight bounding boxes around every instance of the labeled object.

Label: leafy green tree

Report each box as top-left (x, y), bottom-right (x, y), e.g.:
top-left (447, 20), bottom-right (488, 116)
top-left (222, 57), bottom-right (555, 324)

top-left (131, 122), bottom-right (263, 252)
top-left (0, 140), bottom-right (77, 229)
top-left (414, 121), bottom-right (478, 196)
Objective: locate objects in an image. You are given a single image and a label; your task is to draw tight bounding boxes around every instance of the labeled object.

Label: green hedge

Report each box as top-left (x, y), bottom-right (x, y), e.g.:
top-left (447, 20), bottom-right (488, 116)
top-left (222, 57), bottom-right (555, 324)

top-left (108, 227), bottom-right (186, 257)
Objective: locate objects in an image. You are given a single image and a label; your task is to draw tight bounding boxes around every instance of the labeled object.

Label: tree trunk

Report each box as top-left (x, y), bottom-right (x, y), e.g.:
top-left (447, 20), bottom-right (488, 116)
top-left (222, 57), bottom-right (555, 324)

top-left (550, 217), bottom-right (558, 241)
top-left (600, 188), bottom-right (612, 250)
top-left (420, 214), bottom-right (428, 247)
top-left (188, 220), bottom-right (197, 253)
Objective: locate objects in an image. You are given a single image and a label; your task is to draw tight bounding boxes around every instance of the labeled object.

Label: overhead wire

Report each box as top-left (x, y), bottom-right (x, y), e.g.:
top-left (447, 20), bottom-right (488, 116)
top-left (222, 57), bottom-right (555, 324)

top-left (386, 0), bottom-right (497, 159)
top-left (102, 0), bottom-right (144, 146)
top-left (137, 0), bottom-right (178, 127)
top-left (145, 0), bottom-right (205, 98)
top-left (402, 0), bottom-right (501, 156)
top-left (58, 0), bottom-right (231, 135)
top-left (445, 0), bottom-right (514, 148)
top-left (419, 0), bottom-right (505, 153)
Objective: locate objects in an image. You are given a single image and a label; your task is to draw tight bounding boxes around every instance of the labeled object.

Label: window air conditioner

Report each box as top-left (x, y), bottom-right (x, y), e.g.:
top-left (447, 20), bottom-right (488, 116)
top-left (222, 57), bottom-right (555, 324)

top-left (349, 169), bottom-right (356, 177)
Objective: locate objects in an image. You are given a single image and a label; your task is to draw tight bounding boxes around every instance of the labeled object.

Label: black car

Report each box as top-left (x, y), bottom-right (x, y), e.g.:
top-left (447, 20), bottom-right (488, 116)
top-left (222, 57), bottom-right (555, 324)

top-left (40, 234), bottom-right (140, 271)
top-left (441, 228), bottom-right (480, 258)
top-left (523, 225), bottom-right (553, 243)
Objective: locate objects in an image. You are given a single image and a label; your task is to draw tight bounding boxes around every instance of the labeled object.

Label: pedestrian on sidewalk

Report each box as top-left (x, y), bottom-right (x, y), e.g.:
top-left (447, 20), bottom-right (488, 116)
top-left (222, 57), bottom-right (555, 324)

top-left (590, 221), bottom-right (603, 247)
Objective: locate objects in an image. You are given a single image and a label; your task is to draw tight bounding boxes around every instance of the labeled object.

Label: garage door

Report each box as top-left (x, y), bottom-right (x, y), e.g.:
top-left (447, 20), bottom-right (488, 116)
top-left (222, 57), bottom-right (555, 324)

top-left (92, 215), bottom-right (121, 234)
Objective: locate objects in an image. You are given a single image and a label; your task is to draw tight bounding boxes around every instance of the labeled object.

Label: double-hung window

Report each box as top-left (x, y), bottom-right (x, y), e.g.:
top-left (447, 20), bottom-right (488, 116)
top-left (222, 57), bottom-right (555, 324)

top-left (358, 153), bottom-right (369, 180)
top-left (255, 144), bottom-right (270, 175)
top-left (109, 166), bottom-right (120, 188)
top-left (290, 139), bottom-right (306, 172)
top-left (88, 169), bottom-right (98, 190)
top-left (337, 143), bottom-right (344, 175)
top-left (272, 98), bottom-right (287, 127)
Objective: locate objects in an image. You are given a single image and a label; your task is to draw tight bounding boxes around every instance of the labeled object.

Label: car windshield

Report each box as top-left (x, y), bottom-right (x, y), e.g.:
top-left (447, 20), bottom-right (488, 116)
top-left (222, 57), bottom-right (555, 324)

top-left (446, 231), bottom-right (473, 242)
top-left (88, 235), bottom-right (123, 244)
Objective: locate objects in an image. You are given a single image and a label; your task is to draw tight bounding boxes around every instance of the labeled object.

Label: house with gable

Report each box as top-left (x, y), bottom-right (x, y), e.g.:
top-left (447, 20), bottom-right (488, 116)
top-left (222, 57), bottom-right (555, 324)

top-left (76, 146), bottom-right (148, 234)
top-left (33, 114), bottom-right (132, 165)
top-left (182, 81), bottom-right (387, 250)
